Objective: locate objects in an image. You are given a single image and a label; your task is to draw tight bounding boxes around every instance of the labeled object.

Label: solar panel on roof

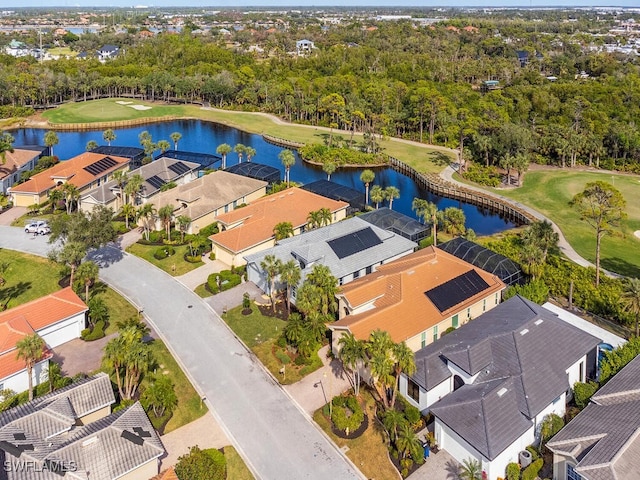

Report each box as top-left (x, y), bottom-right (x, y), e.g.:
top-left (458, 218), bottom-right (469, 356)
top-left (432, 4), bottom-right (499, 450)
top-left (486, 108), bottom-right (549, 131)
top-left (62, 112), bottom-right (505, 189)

top-left (83, 156), bottom-right (118, 176)
top-left (168, 161), bottom-right (191, 175)
top-left (425, 270), bottom-right (491, 313)
top-left (147, 175), bottom-right (166, 190)
top-left (133, 427), bottom-right (152, 437)
top-left (121, 430), bottom-right (144, 446)
top-left (327, 227), bottom-right (383, 259)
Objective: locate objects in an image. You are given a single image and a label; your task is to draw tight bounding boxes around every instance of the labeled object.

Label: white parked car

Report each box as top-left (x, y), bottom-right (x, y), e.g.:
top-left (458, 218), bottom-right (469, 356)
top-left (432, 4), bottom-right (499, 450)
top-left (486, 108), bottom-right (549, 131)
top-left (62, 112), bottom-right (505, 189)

top-left (24, 220), bottom-right (50, 235)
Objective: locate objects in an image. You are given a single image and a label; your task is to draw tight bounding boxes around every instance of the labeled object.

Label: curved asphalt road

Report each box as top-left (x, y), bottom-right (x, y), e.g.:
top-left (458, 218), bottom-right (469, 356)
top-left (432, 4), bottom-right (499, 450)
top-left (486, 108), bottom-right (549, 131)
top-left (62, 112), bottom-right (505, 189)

top-left (0, 226), bottom-right (363, 480)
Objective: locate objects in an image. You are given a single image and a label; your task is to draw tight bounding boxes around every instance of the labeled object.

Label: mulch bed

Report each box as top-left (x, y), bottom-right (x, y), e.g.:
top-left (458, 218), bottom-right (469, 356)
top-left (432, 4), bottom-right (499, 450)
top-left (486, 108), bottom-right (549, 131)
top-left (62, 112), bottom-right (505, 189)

top-left (330, 414), bottom-right (369, 440)
top-left (257, 302), bottom-right (291, 321)
top-left (389, 450), bottom-right (423, 479)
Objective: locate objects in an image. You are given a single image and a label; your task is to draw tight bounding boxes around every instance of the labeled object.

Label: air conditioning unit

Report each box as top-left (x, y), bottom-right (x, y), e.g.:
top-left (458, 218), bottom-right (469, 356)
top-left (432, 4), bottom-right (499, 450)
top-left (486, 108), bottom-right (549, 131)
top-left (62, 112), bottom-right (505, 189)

top-left (519, 450), bottom-right (532, 468)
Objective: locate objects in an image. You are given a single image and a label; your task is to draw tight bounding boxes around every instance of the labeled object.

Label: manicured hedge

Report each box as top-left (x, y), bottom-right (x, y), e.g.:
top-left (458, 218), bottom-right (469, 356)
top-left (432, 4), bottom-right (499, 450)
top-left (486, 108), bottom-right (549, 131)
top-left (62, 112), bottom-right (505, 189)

top-left (331, 396), bottom-right (365, 433)
top-left (206, 270), bottom-right (241, 294)
top-left (153, 246), bottom-right (176, 260)
top-left (81, 320), bottom-right (105, 341)
top-left (521, 458), bottom-right (543, 480)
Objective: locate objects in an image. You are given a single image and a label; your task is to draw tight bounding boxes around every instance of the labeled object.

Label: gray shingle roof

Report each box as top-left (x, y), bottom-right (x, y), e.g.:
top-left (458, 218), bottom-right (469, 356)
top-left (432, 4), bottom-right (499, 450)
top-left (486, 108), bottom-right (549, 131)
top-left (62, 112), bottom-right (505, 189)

top-left (0, 374), bottom-right (163, 480)
top-left (547, 355), bottom-right (640, 480)
top-left (244, 216), bottom-right (416, 283)
top-left (416, 296), bottom-right (600, 460)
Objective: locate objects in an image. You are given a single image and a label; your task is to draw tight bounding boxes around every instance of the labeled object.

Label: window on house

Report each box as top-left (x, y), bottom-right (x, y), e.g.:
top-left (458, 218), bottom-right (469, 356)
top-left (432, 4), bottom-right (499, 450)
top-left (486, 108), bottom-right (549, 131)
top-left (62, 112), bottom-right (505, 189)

top-left (567, 464), bottom-right (584, 480)
top-left (433, 325), bottom-right (438, 342)
top-left (365, 265), bottom-right (372, 275)
top-left (224, 204), bottom-right (229, 213)
top-left (421, 332), bottom-right (426, 348)
top-left (452, 314), bottom-right (459, 328)
top-left (353, 270), bottom-right (360, 279)
top-left (495, 292), bottom-right (499, 304)
top-left (407, 379), bottom-right (420, 403)
top-left (579, 361), bottom-right (584, 383)
top-left (291, 286), bottom-right (297, 298)
top-left (483, 299), bottom-right (486, 312)
top-left (467, 308), bottom-right (471, 319)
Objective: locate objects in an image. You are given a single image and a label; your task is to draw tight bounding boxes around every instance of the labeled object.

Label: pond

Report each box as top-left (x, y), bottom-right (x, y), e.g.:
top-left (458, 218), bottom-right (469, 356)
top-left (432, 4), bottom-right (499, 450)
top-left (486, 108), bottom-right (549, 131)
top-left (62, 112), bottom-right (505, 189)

top-left (10, 119), bottom-right (516, 236)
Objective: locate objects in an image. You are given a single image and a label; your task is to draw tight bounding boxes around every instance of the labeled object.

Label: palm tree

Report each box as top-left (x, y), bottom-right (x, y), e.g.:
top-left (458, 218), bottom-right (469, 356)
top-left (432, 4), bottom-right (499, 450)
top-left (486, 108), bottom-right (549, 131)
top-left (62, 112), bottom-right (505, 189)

top-left (443, 207), bottom-right (466, 236)
top-left (216, 143), bottom-right (232, 169)
top-left (304, 264), bottom-right (339, 317)
top-left (360, 169), bottom-right (375, 206)
top-left (279, 260), bottom-right (301, 315)
top-left (370, 185), bottom-right (384, 209)
top-left (260, 254), bottom-right (282, 312)
top-left (44, 131), bottom-right (59, 157)
top-left (86, 140), bottom-right (98, 151)
top-left (0, 131), bottom-right (15, 165)
top-left (338, 333), bottom-right (366, 396)
top-left (412, 198), bottom-right (439, 245)
top-left (50, 241), bottom-right (87, 287)
top-left (157, 139), bottom-right (171, 154)
top-left (158, 204), bottom-right (174, 238)
top-left (48, 188), bottom-right (64, 212)
top-left (112, 170), bottom-right (128, 210)
top-left (16, 334), bottom-right (46, 401)
top-left (323, 161), bottom-right (336, 181)
top-left (170, 131), bottom-right (182, 150)
top-left (279, 149), bottom-right (296, 187)
top-left (622, 278), bottom-right (640, 337)
top-left (121, 203), bottom-right (136, 230)
top-left (459, 458), bottom-right (483, 480)
top-left (234, 143), bottom-right (246, 163)
top-left (382, 409), bottom-right (408, 442)
top-left (273, 221), bottom-right (294, 241)
top-left (307, 210), bottom-right (322, 230)
top-left (524, 220), bottom-right (558, 264)
top-left (385, 186), bottom-right (400, 210)
top-left (61, 183), bottom-right (79, 214)
top-left (137, 203), bottom-right (156, 241)
top-left (245, 146), bottom-right (256, 162)
top-left (103, 129), bottom-right (116, 146)
top-left (124, 173), bottom-right (144, 205)
top-left (75, 260), bottom-right (99, 302)
top-left (367, 329), bottom-right (395, 410)
top-left (390, 341), bottom-right (415, 409)
top-left (396, 422), bottom-right (423, 464)
top-left (318, 207), bottom-right (332, 227)
top-left (176, 215), bottom-right (191, 243)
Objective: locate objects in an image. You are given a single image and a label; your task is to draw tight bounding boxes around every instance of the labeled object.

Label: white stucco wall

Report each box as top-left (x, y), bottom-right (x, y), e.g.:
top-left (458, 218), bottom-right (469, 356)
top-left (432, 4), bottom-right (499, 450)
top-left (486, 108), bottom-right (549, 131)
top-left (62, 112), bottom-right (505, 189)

top-left (38, 312), bottom-right (86, 348)
top-left (400, 374), bottom-right (451, 412)
top-left (566, 355), bottom-right (588, 396)
top-left (0, 358), bottom-right (50, 394)
top-left (533, 392), bottom-right (567, 440)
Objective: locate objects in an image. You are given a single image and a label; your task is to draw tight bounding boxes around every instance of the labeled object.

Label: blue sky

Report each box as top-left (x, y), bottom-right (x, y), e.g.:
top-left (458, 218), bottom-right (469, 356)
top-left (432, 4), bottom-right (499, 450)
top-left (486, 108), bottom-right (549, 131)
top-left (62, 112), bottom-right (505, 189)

top-left (9, 1), bottom-right (640, 8)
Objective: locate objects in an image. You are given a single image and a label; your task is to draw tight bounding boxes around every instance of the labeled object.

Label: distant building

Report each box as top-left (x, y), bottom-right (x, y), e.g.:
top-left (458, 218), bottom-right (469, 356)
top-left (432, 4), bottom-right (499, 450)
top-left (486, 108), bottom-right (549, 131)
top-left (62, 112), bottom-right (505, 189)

top-left (0, 146), bottom-right (48, 195)
top-left (98, 44), bottom-right (120, 61)
top-left (296, 39), bottom-right (315, 56)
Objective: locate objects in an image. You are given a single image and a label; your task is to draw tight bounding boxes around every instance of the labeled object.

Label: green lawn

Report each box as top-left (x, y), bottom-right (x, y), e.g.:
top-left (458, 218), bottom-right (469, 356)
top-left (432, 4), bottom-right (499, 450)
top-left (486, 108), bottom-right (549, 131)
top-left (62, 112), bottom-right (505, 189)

top-left (489, 169), bottom-right (640, 277)
top-left (0, 249), bottom-right (60, 309)
top-left (224, 446), bottom-right (255, 480)
top-left (91, 285), bottom-right (140, 335)
top-left (126, 242), bottom-right (203, 276)
top-left (43, 99), bottom-right (186, 124)
top-left (222, 305), bottom-right (322, 384)
top-left (194, 283), bottom-right (211, 298)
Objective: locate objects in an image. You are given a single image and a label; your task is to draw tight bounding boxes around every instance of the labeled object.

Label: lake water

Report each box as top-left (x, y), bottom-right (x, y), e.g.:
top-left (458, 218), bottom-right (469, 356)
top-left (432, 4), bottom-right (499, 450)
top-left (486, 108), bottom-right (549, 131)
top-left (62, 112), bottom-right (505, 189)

top-left (10, 119), bottom-right (515, 235)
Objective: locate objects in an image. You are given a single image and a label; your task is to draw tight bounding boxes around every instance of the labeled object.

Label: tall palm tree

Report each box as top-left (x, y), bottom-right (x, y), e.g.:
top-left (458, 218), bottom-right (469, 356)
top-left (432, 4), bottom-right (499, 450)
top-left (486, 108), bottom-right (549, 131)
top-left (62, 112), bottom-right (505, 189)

top-left (158, 204), bottom-right (174, 238)
top-left (370, 185), bottom-right (384, 209)
top-left (157, 139), bottom-right (171, 154)
top-left (103, 129), bottom-right (116, 146)
top-left (306, 210), bottom-right (322, 230)
top-left (317, 207), bottom-right (332, 227)
top-left (112, 170), bottom-right (129, 210)
top-left (170, 131), bottom-right (182, 150)
top-left (385, 186), bottom-right (400, 210)
top-left (382, 409), bottom-right (408, 443)
top-left (279, 260), bottom-right (301, 315)
top-left (273, 221), bottom-right (294, 241)
top-left (279, 149), bottom-right (296, 187)
top-left (396, 423), bottom-right (423, 464)
top-left (176, 215), bottom-right (191, 243)
top-left (121, 203), bottom-right (136, 230)
top-left (390, 341), bottom-right (415, 409)
top-left (61, 183), bottom-right (79, 214)
top-left (75, 260), bottom-right (99, 302)
top-left (16, 334), bottom-right (46, 401)
top-left (44, 131), bottom-right (59, 157)
top-left (124, 173), bottom-right (144, 205)
top-left (412, 198), bottom-right (439, 245)
top-left (86, 140), bottom-right (98, 151)
top-left (305, 264), bottom-right (339, 316)
top-left (0, 131), bottom-right (15, 165)
top-left (323, 161), bottom-right (336, 181)
top-left (622, 278), bottom-right (640, 337)
top-left (260, 254), bottom-right (282, 312)
top-left (338, 333), bottom-right (366, 396)
top-left (367, 329), bottom-right (395, 410)
top-left (245, 146), bottom-right (256, 162)
top-left (360, 169), bottom-right (375, 206)
top-left (48, 188), bottom-right (64, 212)
top-left (234, 143), bottom-right (246, 163)
top-left (216, 143), bottom-right (232, 169)
top-left (137, 203), bottom-right (156, 241)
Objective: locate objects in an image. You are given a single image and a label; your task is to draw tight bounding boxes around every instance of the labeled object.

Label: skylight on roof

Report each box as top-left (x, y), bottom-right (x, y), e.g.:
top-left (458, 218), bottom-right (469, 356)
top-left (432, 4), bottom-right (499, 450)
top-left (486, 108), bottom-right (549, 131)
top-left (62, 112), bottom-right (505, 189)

top-left (534, 319), bottom-right (543, 326)
top-left (520, 328), bottom-right (529, 336)
top-left (497, 387), bottom-right (508, 397)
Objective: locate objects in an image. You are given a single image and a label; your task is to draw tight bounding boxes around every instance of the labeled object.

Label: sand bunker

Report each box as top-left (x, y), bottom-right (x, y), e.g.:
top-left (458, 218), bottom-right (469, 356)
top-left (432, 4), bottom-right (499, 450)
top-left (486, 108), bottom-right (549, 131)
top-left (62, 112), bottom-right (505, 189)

top-left (128, 104), bottom-right (152, 111)
top-left (116, 100), bottom-right (133, 105)
top-left (635, 230), bottom-right (640, 239)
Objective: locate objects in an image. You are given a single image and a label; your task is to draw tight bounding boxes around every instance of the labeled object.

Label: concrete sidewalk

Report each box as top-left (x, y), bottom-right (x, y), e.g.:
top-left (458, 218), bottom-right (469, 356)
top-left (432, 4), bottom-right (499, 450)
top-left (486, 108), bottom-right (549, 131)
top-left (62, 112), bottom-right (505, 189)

top-left (175, 256), bottom-right (229, 290)
top-left (0, 207), bottom-right (27, 226)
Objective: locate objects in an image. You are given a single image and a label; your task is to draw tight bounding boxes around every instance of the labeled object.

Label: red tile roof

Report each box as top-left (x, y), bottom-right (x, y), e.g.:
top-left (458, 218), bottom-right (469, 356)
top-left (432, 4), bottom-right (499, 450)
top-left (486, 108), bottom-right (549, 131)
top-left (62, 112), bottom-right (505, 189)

top-left (0, 149), bottom-right (40, 181)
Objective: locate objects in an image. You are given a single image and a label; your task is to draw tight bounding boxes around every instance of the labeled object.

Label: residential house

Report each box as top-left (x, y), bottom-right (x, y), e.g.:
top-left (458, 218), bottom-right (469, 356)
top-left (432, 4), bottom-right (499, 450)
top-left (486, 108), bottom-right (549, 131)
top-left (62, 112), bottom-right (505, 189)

top-left (9, 152), bottom-right (130, 208)
top-left (98, 44), bottom-right (119, 61)
top-left (224, 162), bottom-right (281, 185)
top-left (0, 146), bottom-right (48, 195)
top-left (547, 354), bottom-right (640, 480)
top-left (5, 40), bottom-right (29, 57)
top-left (0, 373), bottom-right (165, 480)
top-left (295, 39), bottom-right (315, 55)
top-left (245, 216), bottom-right (417, 303)
top-left (358, 207), bottom-right (430, 243)
top-left (330, 246), bottom-right (505, 353)
top-left (155, 150), bottom-right (220, 170)
top-left (79, 158), bottom-right (199, 214)
top-left (210, 187), bottom-right (348, 267)
top-left (301, 180), bottom-right (365, 215)
top-left (402, 296), bottom-right (601, 480)
top-left (150, 170), bottom-right (267, 235)
top-left (0, 288), bottom-right (87, 394)
top-left (91, 146), bottom-right (145, 169)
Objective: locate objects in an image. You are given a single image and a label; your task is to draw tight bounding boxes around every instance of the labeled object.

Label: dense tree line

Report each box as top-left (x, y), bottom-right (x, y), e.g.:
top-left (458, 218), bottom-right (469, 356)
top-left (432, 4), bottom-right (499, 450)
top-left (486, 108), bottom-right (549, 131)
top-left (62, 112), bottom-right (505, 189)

top-left (2, 12), bottom-right (640, 169)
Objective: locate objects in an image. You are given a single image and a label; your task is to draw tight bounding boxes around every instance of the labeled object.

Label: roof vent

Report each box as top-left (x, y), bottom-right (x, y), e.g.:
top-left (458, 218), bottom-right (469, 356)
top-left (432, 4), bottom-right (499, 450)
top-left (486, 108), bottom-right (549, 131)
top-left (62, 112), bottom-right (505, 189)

top-left (497, 387), bottom-right (508, 397)
top-left (519, 328), bottom-right (529, 336)
top-left (534, 319), bottom-right (543, 326)
top-left (82, 437), bottom-right (98, 447)
top-left (407, 270), bottom-right (415, 275)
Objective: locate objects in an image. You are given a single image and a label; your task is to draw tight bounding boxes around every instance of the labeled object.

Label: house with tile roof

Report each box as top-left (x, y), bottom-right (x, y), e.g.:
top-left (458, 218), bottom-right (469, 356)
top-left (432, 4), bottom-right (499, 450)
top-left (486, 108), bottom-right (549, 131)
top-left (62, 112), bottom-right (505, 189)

top-left (329, 246), bottom-right (506, 353)
top-left (0, 147), bottom-right (48, 195)
top-left (149, 170), bottom-right (267, 235)
top-left (210, 187), bottom-right (349, 267)
top-left (403, 296), bottom-right (600, 480)
top-left (79, 158), bottom-right (200, 214)
top-left (0, 288), bottom-right (88, 394)
top-left (547, 354), bottom-right (640, 480)
top-left (0, 373), bottom-right (165, 480)
top-left (9, 152), bottom-right (130, 208)
top-left (245, 216), bottom-right (417, 302)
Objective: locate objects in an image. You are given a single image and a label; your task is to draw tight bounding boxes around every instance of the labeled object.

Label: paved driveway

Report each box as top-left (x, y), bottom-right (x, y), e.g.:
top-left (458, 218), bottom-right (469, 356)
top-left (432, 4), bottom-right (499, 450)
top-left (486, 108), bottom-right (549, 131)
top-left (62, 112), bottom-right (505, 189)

top-left (0, 226), bottom-right (363, 480)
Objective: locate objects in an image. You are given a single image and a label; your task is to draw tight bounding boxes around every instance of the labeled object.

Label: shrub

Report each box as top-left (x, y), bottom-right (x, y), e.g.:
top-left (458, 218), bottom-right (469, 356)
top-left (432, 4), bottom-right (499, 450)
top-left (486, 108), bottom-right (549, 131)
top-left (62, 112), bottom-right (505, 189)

top-left (206, 274), bottom-right (220, 294)
top-left (505, 462), bottom-right (521, 480)
top-left (503, 279), bottom-right (550, 305)
top-left (293, 354), bottom-right (307, 366)
top-left (198, 222), bottom-right (219, 237)
top-left (521, 458), bottom-right (543, 480)
top-left (463, 163), bottom-right (502, 187)
top-left (276, 335), bottom-right (287, 348)
top-left (209, 252), bottom-right (216, 260)
top-left (184, 254), bottom-right (201, 263)
top-left (404, 403), bottom-right (422, 427)
top-left (148, 230), bottom-right (165, 244)
top-left (175, 446), bottom-right (226, 480)
top-left (526, 445), bottom-right (540, 460)
top-left (153, 246), bottom-right (175, 260)
top-left (573, 381), bottom-right (599, 409)
top-left (442, 326), bottom-right (456, 336)
top-left (331, 395), bottom-right (365, 433)
top-left (275, 349), bottom-right (291, 365)
top-left (82, 320), bottom-right (105, 341)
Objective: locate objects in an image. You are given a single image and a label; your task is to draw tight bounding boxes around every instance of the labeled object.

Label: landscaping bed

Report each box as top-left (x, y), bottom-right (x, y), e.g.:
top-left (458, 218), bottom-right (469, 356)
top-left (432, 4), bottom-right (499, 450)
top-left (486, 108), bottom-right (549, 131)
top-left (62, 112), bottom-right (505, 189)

top-left (127, 242), bottom-right (203, 276)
